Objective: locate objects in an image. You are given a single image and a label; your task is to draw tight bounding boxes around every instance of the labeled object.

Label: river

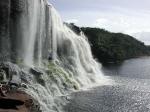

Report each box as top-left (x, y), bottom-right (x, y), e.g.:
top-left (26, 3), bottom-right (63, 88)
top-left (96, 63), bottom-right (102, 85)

top-left (64, 57), bottom-right (150, 112)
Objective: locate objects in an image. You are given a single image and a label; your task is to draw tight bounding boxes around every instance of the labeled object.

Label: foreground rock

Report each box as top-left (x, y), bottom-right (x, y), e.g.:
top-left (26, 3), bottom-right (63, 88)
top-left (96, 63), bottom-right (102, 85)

top-left (0, 90), bottom-right (41, 112)
top-left (0, 62), bottom-right (41, 112)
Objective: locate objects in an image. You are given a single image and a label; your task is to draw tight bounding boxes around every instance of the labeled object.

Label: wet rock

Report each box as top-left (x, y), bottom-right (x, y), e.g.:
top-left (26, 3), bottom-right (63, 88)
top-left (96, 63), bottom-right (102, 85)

top-left (30, 67), bottom-right (43, 76)
top-left (0, 62), bottom-right (33, 87)
top-left (0, 69), bottom-right (6, 82)
top-left (30, 67), bottom-right (45, 86)
top-left (21, 83), bottom-right (28, 89)
top-left (20, 71), bottom-right (33, 84)
top-left (0, 98), bottom-right (24, 109)
top-left (0, 62), bottom-right (42, 112)
top-left (0, 90), bottom-right (41, 112)
top-left (0, 0), bottom-right (11, 62)
top-left (0, 62), bottom-right (22, 85)
top-left (0, 63), bottom-right (10, 79)
top-left (11, 0), bottom-right (25, 13)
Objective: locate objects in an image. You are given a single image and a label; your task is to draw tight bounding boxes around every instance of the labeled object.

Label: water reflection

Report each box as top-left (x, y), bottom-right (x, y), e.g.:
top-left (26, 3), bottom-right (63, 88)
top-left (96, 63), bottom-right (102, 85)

top-left (102, 57), bottom-right (150, 79)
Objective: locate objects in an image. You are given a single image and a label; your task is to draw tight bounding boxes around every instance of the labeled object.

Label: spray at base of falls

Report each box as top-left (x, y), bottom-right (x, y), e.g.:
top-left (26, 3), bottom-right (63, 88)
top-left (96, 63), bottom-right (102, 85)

top-left (0, 0), bottom-right (110, 111)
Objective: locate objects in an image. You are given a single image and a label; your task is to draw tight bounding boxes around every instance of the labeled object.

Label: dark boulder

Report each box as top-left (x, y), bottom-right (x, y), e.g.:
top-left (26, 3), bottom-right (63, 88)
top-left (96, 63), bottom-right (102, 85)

top-left (0, 98), bottom-right (24, 109)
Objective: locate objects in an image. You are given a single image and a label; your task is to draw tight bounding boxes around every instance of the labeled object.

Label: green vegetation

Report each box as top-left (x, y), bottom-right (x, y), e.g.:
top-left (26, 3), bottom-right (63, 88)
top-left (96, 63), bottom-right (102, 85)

top-left (46, 62), bottom-right (79, 90)
top-left (82, 27), bottom-right (150, 63)
top-left (67, 23), bottom-right (150, 63)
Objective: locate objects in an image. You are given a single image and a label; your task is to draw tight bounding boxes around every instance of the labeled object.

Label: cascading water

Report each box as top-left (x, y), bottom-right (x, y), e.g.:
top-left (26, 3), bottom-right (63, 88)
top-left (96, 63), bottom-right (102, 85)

top-left (0, 0), bottom-right (108, 111)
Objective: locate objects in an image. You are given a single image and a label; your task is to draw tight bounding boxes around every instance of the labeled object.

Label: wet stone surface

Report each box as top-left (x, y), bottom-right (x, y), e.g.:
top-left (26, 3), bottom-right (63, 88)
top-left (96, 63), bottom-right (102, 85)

top-left (0, 91), bottom-right (37, 112)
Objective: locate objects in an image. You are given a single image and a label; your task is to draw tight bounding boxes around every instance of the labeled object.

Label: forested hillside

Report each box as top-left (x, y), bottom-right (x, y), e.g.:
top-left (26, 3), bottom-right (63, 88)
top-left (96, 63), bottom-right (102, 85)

top-left (66, 23), bottom-right (150, 63)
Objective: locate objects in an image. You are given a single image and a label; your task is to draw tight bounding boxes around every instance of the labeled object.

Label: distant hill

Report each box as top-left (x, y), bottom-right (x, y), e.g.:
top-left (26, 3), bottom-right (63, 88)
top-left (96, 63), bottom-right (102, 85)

top-left (66, 23), bottom-right (150, 63)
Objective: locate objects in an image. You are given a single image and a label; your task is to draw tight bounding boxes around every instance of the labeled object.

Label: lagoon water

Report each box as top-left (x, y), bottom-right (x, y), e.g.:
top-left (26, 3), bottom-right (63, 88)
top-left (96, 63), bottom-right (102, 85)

top-left (65, 57), bottom-right (150, 112)
top-left (102, 57), bottom-right (150, 79)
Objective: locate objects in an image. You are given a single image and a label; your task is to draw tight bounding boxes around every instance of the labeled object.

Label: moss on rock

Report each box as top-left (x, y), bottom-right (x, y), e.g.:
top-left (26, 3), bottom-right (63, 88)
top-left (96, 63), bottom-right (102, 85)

top-left (46, 62), bottom-right (79, 90)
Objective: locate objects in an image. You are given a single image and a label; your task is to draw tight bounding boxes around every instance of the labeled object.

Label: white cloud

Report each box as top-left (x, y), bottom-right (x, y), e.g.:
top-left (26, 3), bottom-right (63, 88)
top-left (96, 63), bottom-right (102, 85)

top-left (66, 19), bottom-right (78, 24)
top-left (95, 18), bottom-right (108, 24)
top-left (132, 32), bottom-right (150, 45)
top-left (91, 10), bottom-right (150, 35)
top-left (61, 9), bottom-right (150, 45)
top-left (52, 0), bottom-right (150, 45)
top-left (93, 17), bottom-right (130, 32)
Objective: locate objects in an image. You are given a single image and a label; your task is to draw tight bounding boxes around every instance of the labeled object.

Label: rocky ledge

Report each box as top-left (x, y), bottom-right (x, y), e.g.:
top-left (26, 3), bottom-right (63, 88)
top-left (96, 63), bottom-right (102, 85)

top-left (0, 62), bottom-right (41, 112)
top-left (0, 90), bottom-right (38, 112)
top-left (0, 84), bottom-right (42, 112)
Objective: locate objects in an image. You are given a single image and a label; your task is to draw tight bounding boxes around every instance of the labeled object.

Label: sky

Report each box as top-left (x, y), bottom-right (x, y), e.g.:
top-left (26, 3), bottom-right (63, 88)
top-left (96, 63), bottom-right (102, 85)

top-left (49, 0), bottom-right (150, 45)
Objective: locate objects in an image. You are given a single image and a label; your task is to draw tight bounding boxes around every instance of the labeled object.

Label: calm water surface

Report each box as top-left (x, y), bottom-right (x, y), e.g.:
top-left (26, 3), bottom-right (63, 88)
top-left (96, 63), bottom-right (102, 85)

top-left (102, 57), bottom-right (150, 79)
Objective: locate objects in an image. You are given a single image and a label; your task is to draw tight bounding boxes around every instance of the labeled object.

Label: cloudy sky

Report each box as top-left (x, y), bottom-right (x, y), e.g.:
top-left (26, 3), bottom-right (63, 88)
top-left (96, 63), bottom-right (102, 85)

top-left (49, 0), bottom-right (150, 45)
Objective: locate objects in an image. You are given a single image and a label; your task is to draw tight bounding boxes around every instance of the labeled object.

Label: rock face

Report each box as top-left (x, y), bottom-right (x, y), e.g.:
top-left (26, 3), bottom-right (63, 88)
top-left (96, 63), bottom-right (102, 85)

top-left (0, 0), bottom-right (11, 62)
top-left (0, 62), bottom-right (41, 112)
top-left (0, 90), bottom-right (40, 112)
top-left (65, 23), bottom-right (82, 35)
top-left (0, 62), bottom-right (22, 85)
top-left (0, 98), bottom-right (24, 109)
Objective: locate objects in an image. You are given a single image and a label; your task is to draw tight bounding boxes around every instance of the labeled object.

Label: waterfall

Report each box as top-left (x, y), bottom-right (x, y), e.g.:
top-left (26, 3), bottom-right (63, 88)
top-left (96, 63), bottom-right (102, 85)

top-left (0, 0), bottom-right (108, 111)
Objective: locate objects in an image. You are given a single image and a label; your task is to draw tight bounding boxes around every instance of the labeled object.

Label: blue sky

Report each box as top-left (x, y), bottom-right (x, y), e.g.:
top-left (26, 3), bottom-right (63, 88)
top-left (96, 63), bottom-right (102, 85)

top-left (49, 0), bottom-right (150, 44)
